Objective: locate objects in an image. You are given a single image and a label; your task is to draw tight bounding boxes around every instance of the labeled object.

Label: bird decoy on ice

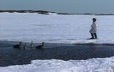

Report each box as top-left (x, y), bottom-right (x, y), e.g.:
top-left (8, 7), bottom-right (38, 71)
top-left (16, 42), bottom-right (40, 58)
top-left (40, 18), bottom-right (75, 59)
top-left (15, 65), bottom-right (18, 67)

top-left (13, 42), bottom-right (22, 49)
top-left (35, 42), bottom-right (44, 49)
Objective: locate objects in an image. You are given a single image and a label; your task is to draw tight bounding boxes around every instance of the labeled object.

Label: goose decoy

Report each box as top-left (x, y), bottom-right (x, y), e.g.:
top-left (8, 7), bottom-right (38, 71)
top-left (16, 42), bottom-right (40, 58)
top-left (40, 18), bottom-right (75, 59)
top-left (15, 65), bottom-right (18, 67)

top-left (30, 41), bottom-right (34, 48)
top-left (35, 42), bottom-right (44, 49)
top-left (23, 43), bottom-right (26, 50)
top-left (13, 42), bottom-right (22, 49)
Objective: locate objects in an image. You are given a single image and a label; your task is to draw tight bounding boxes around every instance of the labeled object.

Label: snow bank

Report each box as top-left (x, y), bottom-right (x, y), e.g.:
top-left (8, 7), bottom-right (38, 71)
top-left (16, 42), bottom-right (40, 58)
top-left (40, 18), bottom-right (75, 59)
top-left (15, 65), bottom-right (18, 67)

top-left (0, 57), bottom-right (114, 72)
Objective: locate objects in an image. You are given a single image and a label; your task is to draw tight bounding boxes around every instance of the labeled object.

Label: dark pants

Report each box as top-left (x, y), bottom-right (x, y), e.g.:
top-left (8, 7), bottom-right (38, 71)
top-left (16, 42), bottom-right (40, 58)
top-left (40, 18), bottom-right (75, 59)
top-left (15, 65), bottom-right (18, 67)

top-left (91, 33), bottom-right (97, 39)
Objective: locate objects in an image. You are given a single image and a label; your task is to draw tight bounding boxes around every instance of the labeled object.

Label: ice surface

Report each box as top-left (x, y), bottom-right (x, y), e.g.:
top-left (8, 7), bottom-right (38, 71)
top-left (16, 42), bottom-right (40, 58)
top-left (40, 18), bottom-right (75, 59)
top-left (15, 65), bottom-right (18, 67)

top-left (1, 13), bottom-right (114, 44)
top-left (0, 13), bottom-right (114, 72)
top-left (0, 57), bottom-right (114, 72)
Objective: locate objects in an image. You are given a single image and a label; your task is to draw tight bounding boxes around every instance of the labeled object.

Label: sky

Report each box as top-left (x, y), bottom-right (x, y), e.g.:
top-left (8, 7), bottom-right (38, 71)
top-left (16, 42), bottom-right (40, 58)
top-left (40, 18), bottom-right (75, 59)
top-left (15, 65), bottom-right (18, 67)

top-left (0, 0), bottom-right (114, 13)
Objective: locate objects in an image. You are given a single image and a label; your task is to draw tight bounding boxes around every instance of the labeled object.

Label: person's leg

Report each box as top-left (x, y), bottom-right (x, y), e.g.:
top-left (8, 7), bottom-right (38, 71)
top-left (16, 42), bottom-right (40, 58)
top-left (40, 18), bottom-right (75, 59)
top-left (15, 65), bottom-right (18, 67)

top-left (90, 33), bottom-right (94, 39)
top-left (94, 33), bottom-right (97, 39)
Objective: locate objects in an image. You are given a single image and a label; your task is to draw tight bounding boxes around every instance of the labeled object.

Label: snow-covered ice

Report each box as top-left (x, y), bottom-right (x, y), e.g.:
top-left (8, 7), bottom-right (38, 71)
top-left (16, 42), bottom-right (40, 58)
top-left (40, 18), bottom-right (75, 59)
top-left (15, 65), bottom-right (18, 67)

top-left (0, 57), bottom-right (114, 72)
top-left (0, 13), bottom-right (114, 72)
top-left (1, 13), bottom-right (114, 44)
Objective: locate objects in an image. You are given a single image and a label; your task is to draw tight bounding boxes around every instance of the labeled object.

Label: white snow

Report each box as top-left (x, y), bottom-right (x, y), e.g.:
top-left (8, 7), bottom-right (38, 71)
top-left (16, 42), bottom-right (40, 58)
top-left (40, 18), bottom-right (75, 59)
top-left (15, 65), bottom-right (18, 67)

top-left (0, 57), bottom-right (114, 72)
top-left (0, 13), bottom-right (114, 72)
top-left (1, 13), bottom-right (114, 44)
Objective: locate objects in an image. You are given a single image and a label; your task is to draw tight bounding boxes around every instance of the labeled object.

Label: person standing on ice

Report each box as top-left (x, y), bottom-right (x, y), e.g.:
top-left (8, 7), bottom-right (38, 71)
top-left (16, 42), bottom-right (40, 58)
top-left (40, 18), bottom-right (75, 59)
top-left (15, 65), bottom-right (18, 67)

top-left (89, 18), bottom-right (97, 39)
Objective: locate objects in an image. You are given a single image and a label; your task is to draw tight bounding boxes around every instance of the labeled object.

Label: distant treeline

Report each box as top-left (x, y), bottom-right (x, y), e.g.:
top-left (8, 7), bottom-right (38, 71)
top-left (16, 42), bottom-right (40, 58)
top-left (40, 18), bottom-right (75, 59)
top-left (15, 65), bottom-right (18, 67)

top-left (0, 10), bottom-right (55, 15)
top-left (0, 10), bottom-right (114, 15)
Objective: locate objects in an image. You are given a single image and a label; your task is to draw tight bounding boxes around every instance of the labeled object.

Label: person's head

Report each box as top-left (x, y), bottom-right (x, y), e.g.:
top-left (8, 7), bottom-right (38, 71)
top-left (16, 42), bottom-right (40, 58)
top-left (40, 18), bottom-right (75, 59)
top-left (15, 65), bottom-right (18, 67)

top-left (92, 18), bottom-right (96, 22)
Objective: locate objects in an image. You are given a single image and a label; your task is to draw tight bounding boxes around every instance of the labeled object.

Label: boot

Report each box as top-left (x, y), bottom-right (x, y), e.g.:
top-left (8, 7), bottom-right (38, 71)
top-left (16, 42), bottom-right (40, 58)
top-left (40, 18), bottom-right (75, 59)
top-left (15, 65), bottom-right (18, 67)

top-left (90, 33), bottom-right (94, 39)
top-left (94, 33), bottom-right (97, 39)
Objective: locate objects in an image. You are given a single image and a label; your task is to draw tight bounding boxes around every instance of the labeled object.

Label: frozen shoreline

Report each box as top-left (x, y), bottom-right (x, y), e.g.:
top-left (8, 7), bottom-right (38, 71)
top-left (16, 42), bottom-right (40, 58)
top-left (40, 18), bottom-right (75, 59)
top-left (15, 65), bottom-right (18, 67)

top-left (1, 13), bottom-right (114, 72)
top-left (1, 40), bottom-right (114, 46)
top-left (1, 13), bottom-right (114, 44)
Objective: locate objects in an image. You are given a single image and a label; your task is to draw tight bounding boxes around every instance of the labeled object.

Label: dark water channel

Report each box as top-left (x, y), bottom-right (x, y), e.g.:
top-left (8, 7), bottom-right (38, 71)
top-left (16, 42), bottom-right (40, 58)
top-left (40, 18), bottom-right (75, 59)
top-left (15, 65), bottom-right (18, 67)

top-left (0, 41), bottom-right (114, 66)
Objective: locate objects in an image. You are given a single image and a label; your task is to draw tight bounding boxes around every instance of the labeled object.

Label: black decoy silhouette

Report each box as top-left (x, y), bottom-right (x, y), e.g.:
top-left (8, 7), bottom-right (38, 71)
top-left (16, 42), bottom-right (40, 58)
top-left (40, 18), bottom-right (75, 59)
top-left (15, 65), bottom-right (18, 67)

top-left (30, 41), bottom-right (34, 48)
top-left (35, 42), bottom-right (44, 49)
top-left (23, 43), bottom-right (26, 50)
top-left (13, 42), bottom-right (22, 49)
